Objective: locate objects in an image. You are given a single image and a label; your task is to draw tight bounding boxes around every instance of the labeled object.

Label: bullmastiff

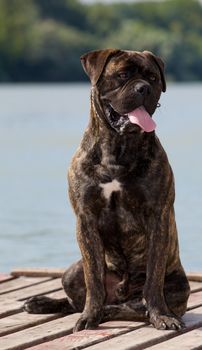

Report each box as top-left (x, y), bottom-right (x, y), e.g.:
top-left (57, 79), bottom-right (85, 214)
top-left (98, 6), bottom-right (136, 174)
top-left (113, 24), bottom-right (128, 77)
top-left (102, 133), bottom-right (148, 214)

top-left (24, 49), bottom-right (190, 333)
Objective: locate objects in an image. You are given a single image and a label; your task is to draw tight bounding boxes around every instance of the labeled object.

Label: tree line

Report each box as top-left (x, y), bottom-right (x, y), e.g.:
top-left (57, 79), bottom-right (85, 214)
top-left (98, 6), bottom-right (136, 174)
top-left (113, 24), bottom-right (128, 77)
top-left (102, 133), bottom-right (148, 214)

top-left (0, 0), bottom-right (202, 82)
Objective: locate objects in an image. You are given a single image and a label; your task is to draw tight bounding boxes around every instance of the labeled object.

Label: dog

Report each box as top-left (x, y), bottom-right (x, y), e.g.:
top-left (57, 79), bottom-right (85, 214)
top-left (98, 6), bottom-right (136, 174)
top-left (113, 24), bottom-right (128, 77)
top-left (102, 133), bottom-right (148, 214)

top-left (24, 49), bottom-right (190, 333)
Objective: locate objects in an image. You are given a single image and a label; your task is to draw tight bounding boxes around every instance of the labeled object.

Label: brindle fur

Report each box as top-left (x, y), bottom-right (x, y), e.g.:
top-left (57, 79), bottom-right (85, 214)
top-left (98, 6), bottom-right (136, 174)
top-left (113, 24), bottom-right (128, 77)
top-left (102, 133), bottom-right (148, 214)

top-left (24, 49), bottom-right (190, 332)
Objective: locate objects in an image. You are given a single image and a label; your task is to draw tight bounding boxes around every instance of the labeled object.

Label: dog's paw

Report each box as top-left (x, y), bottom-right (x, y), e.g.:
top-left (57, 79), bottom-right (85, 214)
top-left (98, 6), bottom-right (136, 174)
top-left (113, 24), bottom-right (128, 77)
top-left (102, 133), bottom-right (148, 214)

top-left (23, 296), bottom-right (54, 314)
top-left (73, 309), bottom-right (103, 332)
top-left (150, 313), bottom-right (185, 330)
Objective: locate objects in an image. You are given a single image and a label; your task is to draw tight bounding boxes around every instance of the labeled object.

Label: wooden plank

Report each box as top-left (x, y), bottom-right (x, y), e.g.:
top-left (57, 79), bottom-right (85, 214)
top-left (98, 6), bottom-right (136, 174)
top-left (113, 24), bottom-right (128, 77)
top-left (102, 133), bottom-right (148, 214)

top-left (0, 274), bottom-right (14, 283)
top-left (28, 321), bottom-right (146, 350)
top-left (0, 278), bottom-right (62, 302)
top-left (189, 281), bottom-right (202, 292)
top-left (0, 277), bottom-right (51, 295)
top-left (148, 327), bottom-right (202, 349)
top-left (0, 313), bottom-right (80, 350)
top-left (11, 268), bottom-right (65, 278)
top-left (187, 272), bottom-right (202, 282)
top-left (187, 290), bottom-right (202, 309)
top-left (81, 306), bottom-right (202, 350)
top-left (0, 312), bottom-right (62, 337)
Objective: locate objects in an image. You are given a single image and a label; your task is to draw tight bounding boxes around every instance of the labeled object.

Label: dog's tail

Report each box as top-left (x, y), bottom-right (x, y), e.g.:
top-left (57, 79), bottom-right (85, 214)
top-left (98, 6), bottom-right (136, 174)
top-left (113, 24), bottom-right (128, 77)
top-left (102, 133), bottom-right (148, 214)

top-left (23, 296), bottom-right (75, 314)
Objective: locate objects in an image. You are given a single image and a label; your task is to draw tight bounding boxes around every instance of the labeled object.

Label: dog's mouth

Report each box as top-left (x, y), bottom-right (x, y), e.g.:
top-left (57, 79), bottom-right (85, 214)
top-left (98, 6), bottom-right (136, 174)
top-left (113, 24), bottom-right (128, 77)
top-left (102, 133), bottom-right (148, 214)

top-left (105, 104), bottom-right (156, 134)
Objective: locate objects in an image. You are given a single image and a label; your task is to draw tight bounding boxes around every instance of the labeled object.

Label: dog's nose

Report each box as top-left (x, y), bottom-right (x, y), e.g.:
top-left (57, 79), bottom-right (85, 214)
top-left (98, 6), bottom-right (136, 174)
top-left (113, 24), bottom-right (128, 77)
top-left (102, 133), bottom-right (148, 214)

top-left (135, 83), bottom-right (151, 96)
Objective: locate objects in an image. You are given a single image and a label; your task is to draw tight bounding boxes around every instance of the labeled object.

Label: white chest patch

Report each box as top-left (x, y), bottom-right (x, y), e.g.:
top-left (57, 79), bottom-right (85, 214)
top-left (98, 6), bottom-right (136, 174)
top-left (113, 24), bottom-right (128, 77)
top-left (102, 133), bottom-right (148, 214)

top-left (100, 179), bottom-right (122, 200)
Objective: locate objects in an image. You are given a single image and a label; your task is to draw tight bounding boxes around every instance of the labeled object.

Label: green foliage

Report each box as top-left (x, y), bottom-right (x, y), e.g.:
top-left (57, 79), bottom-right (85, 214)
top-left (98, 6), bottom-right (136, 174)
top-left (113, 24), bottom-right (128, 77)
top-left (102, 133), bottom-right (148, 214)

top-left (25, 21), bottom-right (98, 81)
top-left (0, 0), bottom-right (202, 81)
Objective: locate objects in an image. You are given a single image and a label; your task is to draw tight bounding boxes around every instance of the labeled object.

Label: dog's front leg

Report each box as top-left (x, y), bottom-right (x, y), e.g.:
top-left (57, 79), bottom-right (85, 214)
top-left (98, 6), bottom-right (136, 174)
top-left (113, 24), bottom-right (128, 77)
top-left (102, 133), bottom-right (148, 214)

top-left (74, 214), bottom-right (105, 332)
top-left (143, 206), bottom-right (184, 330)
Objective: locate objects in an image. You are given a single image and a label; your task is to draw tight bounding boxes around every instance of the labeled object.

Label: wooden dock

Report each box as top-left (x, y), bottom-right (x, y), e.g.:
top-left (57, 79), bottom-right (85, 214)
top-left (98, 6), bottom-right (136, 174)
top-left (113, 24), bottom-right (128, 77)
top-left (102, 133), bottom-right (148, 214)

top-left (0, 269), bottom-right (202, 350)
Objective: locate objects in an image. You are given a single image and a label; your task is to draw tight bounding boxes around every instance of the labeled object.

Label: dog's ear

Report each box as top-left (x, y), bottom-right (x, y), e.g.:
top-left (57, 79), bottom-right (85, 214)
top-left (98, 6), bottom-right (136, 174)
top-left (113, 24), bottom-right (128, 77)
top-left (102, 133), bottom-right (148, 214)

top-left (80, 49), bottom-right (121, 86)
top-left (143, 51), bottom-right (166, 92)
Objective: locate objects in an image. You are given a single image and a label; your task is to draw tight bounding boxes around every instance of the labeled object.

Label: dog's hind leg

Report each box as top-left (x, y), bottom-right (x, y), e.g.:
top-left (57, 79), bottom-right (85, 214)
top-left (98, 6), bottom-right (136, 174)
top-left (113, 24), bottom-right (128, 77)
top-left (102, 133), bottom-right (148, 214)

top-left (24, 260), bottom-right (86, 315)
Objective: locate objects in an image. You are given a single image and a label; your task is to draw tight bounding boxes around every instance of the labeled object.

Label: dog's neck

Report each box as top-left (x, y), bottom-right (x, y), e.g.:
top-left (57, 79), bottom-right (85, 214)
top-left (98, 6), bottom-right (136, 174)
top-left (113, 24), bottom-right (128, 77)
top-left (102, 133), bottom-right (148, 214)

top-left (100, 126), bottom-right (156, 168)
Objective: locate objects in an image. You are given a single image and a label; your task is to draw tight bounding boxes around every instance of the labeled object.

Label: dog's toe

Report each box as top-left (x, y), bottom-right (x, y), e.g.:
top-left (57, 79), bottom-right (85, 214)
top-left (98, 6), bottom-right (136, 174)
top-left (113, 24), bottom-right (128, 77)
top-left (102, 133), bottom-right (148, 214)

top-left (151, 313), bottom-right (184, 331)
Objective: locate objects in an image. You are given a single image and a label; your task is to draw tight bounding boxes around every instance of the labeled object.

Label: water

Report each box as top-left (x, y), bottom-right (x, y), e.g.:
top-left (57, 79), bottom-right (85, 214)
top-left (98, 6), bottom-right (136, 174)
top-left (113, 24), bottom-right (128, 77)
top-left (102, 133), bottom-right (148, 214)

top-left (0, 83), bottom-right (201, 273)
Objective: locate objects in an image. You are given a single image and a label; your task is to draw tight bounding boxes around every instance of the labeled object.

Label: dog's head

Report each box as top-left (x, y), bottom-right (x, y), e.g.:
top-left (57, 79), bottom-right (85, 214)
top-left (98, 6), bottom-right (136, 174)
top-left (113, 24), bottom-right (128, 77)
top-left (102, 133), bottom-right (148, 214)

top-left (81, 49), bottom-right (166, 134)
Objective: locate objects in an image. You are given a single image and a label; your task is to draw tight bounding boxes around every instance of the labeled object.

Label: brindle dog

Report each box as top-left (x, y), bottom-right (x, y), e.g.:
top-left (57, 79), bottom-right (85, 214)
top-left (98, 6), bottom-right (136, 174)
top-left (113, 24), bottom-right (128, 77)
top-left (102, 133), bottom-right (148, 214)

top-left (24, 49), bottom-right (190, 333)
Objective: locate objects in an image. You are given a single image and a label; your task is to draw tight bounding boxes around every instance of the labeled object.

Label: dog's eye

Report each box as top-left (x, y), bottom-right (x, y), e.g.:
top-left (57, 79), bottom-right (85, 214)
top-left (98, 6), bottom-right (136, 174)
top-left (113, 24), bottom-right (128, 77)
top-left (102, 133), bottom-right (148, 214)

top-left (118, 72), bottom-right (130, 80)
top-left (149, 75), bottom-right (157, 82)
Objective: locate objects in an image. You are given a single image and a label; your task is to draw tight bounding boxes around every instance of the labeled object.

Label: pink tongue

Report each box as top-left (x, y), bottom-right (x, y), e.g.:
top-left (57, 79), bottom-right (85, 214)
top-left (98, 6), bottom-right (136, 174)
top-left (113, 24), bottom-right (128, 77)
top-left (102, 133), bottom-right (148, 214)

top-left (128, 106), bottom-right (156, 132)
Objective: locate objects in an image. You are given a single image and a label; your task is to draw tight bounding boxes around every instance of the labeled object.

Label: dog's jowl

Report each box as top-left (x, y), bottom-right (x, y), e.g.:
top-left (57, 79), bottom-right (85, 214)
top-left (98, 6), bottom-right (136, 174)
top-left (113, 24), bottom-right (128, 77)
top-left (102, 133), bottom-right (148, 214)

top-left (24, 49), bottom-right (190, 333)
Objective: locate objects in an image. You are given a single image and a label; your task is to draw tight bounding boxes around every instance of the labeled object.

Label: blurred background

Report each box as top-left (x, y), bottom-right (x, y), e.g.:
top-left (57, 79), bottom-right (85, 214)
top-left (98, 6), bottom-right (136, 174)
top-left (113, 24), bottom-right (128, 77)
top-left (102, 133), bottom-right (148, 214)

top-left (0, 0), bottom-right (202, 272)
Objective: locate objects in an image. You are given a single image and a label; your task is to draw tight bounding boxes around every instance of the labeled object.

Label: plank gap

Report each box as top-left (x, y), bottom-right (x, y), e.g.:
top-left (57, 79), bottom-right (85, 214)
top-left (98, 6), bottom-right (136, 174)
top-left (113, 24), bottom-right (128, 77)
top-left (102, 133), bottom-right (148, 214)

top-left (187, 303), bottom-right (202, 311)
top-left (0, 308), bottom-right (23, 320)
top-left (0, 274), bottom-right (16, 284)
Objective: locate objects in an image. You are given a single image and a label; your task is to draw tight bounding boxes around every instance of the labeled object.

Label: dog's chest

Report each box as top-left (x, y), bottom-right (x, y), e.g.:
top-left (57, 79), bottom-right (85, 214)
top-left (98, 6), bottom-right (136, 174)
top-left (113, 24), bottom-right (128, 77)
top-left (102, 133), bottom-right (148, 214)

top-left (97, 167), bottom-right (152, 267)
